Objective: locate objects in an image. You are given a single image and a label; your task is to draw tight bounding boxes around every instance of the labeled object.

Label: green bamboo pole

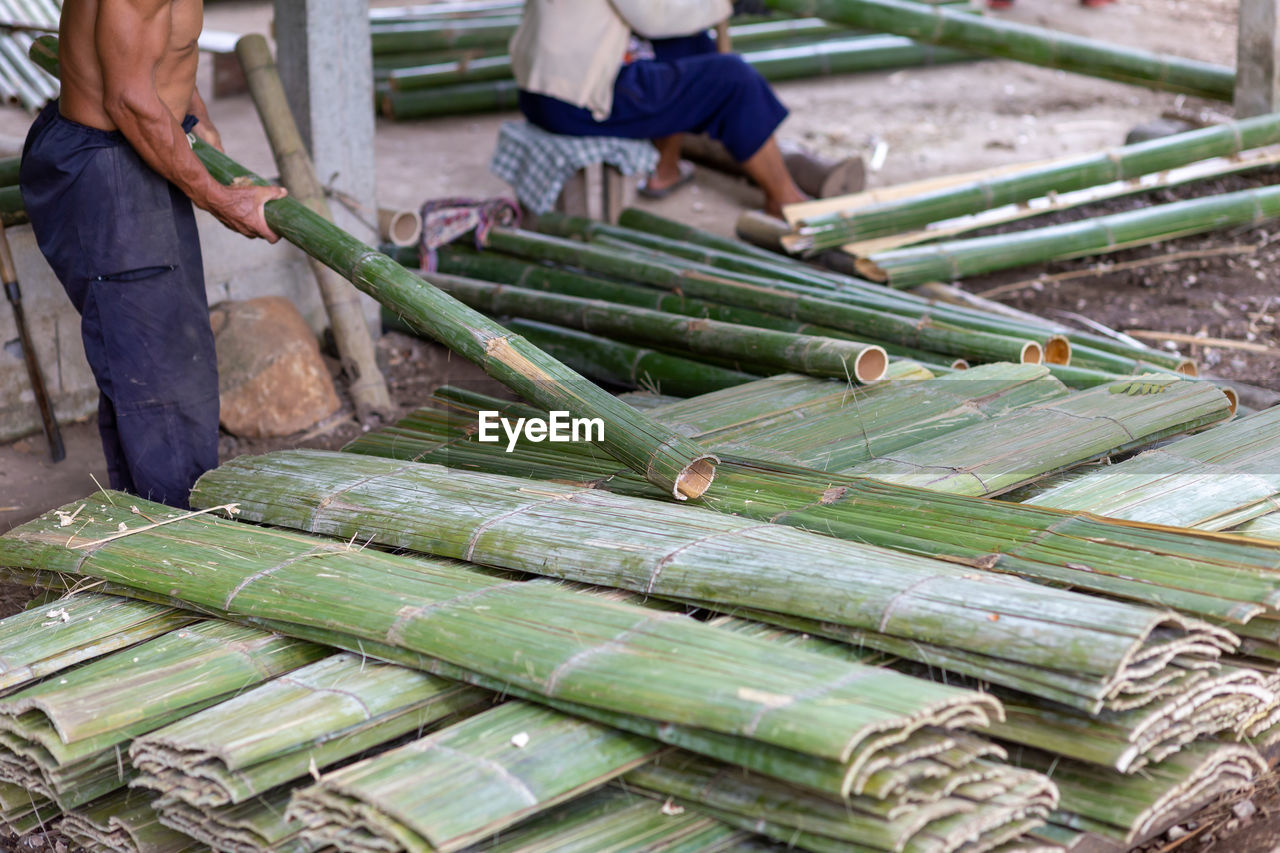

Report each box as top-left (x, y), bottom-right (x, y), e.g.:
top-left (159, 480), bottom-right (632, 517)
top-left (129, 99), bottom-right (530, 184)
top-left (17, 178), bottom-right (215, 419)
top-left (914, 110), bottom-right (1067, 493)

top-left (791, 113), bottom-right (1280, 249)
top-left (0, 185), bottom-right (26, 226)
top-left (383, 77), bottom-right (521, 118)
top-left (860, 184), bottom-right (1280, 289)
top-left (765, 0), bottom-right (1234, 100)
top-left (236, 34), bottom-right (394, 421)
top-left (616, 208), bottom-right (1191, 371)
top-left (483, 228), bottom-right (1045, 365)
top-left (507, 319), bottom-right (759, 396)
top-left (426, 271), bottom-right (890, 383)
top-left (388, 33), bottom-right (974, 94)
top-left (370, 16), bottom-right (521, 55)
top-left (29, 36), bottom-right (718, 503)
top-left (0, 156), bottom-right (20, 189)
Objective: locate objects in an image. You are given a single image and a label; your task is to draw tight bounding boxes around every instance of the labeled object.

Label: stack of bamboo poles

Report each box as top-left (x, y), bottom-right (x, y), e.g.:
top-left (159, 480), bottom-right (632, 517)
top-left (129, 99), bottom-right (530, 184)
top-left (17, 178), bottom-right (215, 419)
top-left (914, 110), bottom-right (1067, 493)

top-left (780, 113), bottom-right (1280, 285)
top-left (380, 211), bottom-right (1200, 385)
top-left (0, 504), bottom-right (1068, 852)
top-left (370, 2), bottom-right (979, 119)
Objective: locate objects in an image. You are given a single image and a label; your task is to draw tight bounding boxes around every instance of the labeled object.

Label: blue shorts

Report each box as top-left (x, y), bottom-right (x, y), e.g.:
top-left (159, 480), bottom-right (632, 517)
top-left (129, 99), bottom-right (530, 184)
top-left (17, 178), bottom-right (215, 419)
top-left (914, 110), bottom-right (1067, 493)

top-left (518, 34), bottom-right (788, 162)
top-left (21, 101), bottom-right (219, 509)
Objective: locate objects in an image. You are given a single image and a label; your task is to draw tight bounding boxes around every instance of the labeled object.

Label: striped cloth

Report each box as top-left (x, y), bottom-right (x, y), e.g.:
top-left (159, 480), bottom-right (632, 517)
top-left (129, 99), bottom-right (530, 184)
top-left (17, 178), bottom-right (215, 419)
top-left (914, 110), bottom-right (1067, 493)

top-left (489, 120), bottom-right (658, 214)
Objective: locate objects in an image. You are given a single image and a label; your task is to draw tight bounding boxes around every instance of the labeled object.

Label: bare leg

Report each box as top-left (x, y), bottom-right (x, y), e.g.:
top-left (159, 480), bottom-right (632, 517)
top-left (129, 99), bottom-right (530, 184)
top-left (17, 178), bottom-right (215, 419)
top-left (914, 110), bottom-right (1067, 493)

top-left (647, 134), bottom-right (686, 191)
top-left (741, 136), bottom-right (807, 218)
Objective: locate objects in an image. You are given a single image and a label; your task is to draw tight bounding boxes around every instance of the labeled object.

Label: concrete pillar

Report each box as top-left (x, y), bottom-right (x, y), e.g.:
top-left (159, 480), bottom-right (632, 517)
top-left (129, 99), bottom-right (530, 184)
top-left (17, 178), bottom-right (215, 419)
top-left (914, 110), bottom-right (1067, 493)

top-left (1235, 0), bottom-right (1280, 117)
top-left (273, 0), bottom-right (382, 336)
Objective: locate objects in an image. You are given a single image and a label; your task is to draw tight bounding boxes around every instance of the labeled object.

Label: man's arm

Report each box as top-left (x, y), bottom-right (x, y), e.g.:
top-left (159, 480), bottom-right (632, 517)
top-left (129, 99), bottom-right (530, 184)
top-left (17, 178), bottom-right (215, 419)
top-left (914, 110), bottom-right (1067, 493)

top-left (95, 0), bottom-right (285, 241)
top-left (187, 88), bottom-right (222, 152)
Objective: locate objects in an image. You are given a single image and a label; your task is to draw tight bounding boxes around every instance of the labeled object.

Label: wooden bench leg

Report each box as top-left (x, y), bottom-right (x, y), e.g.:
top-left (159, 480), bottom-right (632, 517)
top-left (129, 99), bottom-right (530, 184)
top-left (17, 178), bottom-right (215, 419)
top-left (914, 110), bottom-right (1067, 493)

top-left (603, 165), bottom-right (635, 224)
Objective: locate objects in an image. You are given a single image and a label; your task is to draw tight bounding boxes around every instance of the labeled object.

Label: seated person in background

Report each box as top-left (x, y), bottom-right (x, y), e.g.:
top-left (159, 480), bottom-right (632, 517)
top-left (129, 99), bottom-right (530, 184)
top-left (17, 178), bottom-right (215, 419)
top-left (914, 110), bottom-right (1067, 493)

top-left (510, 0), bottom-right (807, 217)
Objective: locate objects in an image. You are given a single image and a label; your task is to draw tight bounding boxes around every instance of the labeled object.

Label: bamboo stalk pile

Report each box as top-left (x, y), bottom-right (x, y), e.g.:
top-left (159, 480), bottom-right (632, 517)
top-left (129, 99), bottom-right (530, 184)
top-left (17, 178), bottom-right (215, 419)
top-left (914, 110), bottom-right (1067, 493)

top-left (61, 790), bottom-right (203, 853)
top-left (383, 211), bottom-right (1198, 383)
top-left (370, 3), bottom-right (979, 119)
top-left (0, 506), bottom-right (1070, 852)
top-left (189, 451), bottom-right (1236, 720)
top-left (0, 618), bottom-right (321, 811)
top-left (344, 380), bottom-right (1280, 630)
top-left (1025, 404), bottom-right (1280, 529)
top-left (130, 653), bottom-right (490, 808)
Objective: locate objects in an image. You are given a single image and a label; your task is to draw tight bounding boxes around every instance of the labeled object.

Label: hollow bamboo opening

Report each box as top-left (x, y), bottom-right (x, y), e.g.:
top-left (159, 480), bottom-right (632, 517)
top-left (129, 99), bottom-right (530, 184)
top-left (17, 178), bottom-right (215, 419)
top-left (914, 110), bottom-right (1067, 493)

top-left (1019, 342), bottom-right (1044, 364)
top-left (1176, 359), bottom-right (1199, 377)
top-left (1043, 335), bottom-right (1072, 366)
top-left (1222, 387), bottom-right (1238, 415)
top-left (853, 258), bottom-right (889, 282)
top-left (674, 456), bottom-right (718, 501)
top-left (854, 346), bottom-right (889, 383)
top-left (950, 359), bottom-right (970, 370)
top-left (379, 208), bottom-right (423, 247)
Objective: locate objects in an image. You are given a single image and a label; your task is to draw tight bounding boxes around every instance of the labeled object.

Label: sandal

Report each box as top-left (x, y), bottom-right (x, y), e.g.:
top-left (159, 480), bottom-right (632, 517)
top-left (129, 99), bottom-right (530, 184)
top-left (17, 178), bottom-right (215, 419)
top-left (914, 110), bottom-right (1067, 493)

top-left (638, 161), bottom-right (697, 199)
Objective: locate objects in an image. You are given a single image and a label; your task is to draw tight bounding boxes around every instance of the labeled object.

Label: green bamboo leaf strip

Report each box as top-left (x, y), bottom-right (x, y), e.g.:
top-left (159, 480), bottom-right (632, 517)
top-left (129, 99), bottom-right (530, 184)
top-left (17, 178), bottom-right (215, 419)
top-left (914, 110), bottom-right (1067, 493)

top-left (846, 378), bottom-right (1233, 496)
top-left (790, 113), bottom-right (1280, 248)
top-left (131, 652), bottom-right (491, 807)
top-left (28, 35), bottom-right (717, 504)
top-left (0, 591), bottom-right (193, 695)
top-left (764, 0), bottom-right (1233, 101)
top-left (189, 450), bottom-right (1226, 703)
top-left (0, 785), bottom-right (60, 837)
top-left (859, 185), bottom-right (1280, 289)
top-left (483, 228), bottom-right (1045, 365)
top-left (1, 496), bottom-right (998, 766)
top-left (287, 701), bottom-right (663, 853)
top-left (468, 785), bottom-right (751, 853)
top-left (426, 271), bottom-right (890, 382)
top-left (62, 789), bottom-right (203, 853)
top-left (1026, 404), bottom-right (1280, 529)
top-left (344, 392), bottom-right (1280, 625)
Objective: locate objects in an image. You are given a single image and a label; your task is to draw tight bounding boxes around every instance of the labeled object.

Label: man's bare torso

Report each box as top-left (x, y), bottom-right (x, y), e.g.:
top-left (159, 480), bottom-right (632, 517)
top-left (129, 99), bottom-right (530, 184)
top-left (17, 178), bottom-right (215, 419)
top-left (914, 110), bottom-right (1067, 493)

top-left (59, 0), bottom-right (202, 130)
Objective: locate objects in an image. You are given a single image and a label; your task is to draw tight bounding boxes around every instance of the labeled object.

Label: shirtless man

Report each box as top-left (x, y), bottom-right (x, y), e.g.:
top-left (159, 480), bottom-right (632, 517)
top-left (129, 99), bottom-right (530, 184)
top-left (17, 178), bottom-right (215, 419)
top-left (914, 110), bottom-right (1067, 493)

top-left (20, 0), bottom-right (287, 509)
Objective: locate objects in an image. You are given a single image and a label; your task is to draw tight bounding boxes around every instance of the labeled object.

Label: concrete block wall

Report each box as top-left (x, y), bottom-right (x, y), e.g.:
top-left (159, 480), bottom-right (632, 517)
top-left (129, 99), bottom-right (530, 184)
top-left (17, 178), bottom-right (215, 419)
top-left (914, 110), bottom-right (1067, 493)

top-left (0, 211), bottom-right (322, 442)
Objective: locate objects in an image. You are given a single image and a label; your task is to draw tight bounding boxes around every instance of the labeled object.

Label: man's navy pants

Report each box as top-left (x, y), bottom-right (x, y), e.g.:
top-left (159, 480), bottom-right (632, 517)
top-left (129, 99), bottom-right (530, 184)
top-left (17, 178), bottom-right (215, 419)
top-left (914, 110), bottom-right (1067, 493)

top-left (20, 102), bottom-right (219, 509)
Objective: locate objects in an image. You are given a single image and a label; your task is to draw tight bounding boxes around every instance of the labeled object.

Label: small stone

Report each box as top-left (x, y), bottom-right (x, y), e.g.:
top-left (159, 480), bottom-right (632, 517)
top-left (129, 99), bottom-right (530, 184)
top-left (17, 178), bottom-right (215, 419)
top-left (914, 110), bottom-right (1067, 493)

top-left (54, 841), bottom-right (67, 853)
top-left (1167, 825), bottom-right (1188, 841)
top-left (26, 835), bottom-right (45, 849)
top-left (1233, 798), bottom-right (1257, 820)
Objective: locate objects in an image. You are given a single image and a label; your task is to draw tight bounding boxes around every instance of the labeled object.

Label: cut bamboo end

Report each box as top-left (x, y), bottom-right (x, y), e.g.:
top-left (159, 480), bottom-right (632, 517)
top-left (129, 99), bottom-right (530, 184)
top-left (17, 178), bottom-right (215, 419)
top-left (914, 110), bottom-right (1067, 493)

top-left (1043, 335), bottom-right (1072, 366)
top-left (1222, 386), bottom-right (1239, 415)
top-left (675, 455), bottom-right (719, 500)
top-left (379, 208), bottom-right (423, 247)
top-left (854, 346), bottom-right (889, 383)
top-left (1020, 342), bottom-right (1044, 364)
top-left (853, 257), bottom-right (888, 282)
top-left (951, 359), bottom-right (970, 370)
top-left (1176, 358), bottom-right (1199, 376)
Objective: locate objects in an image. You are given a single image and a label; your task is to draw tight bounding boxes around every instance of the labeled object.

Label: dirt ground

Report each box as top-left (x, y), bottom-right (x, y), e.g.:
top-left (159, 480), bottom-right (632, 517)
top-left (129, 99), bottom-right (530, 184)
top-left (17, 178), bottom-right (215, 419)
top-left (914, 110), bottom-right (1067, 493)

top-left (1, 0), bottom-right (1276, 849)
